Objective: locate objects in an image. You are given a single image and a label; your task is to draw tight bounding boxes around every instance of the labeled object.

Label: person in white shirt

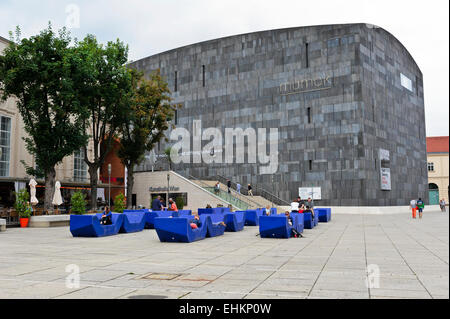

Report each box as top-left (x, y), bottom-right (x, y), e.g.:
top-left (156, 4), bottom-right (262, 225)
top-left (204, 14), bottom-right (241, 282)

top-left (440, 199), bottom-right (446, 212)
top-left (410, 199), bottom-right (417, 219)
top-left (290, 200), bottom-right (300, 212)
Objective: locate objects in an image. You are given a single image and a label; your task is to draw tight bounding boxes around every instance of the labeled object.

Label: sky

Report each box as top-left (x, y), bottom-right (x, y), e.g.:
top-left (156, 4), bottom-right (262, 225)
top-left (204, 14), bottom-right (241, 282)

top-left (0, 0), bottom-right (448, 137)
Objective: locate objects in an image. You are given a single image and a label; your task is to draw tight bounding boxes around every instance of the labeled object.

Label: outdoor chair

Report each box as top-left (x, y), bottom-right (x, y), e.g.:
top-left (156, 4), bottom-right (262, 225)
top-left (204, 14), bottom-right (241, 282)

top-left (204, 214), bottom-right (226, 237)
top-left (70, 213), bottom-right (124, 237)
top-left (316, 208), bottom-right (332, 222)
top-left (244, 209), bottom-right (263, 226)
top-left (119, 210), bottom-right (146, 233)
top-left (154, 214), bottom-right (208, 243)
top-left (224, 211), bottom-right (245, 232)
top-left (259, 215), bottom-right (294, 239)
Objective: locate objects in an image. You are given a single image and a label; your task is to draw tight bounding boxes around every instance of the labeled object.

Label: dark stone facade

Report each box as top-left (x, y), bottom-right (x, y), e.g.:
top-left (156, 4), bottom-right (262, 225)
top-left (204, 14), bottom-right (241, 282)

top-left (129, 23), bottom-right (428, 206)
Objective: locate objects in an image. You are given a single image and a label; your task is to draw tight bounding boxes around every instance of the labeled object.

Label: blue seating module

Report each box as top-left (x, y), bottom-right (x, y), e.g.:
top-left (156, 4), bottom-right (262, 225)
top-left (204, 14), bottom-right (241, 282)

top-left (154, 215), bottom-right (208, 243)
top-left (290, 212), bottom-right (305, 233)
top-left (316, 208), bottom-right (332, 222)
top-left (119, 211), bottom-right (146, 233)
top-left (198, 208), bottom-right (224, 215)
top-left (205, 214), bottom-right (226, 237)
top-left (270, 207), bottom-right (277, 215)
top-left (259, 215), bottom-right (292, 238)
top-left (144, 211), bottom-right (172, 229)
top-left (70, 213), bottom-right (124, 237)
top-left (303, 212), bottom-right (318, 229)
top-left (173, 210), bottom-right (192, 217)
top-left (224, 211), bottom-right (245, 232)
top-left (244, 209), bottom-right (263, 226)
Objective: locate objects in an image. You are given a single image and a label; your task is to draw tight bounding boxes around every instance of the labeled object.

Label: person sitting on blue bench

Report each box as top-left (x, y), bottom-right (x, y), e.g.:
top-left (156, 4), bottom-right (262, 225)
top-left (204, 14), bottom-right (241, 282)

top-left (100, 206), bottom-right (112, 225)
top-left (285, 211), bottom-right (302, 238)
top-left (190, 215), bottom-right (201, 229)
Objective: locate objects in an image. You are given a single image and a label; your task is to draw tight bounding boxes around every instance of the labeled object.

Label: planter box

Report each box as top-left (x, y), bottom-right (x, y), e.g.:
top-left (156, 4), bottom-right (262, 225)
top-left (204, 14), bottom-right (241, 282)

top-left (29, 215), bottom-right (71, 228)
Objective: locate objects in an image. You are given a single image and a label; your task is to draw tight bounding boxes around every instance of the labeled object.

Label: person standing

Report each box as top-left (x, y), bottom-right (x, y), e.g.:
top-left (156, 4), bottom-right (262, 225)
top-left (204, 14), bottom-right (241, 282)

top-left (247, 184), bottom-right (253, 196)
top-left (416, 198), bottom-right (425, 219)
top-left (151, 195), bottom-right (163, 211)
top-left (227, 180), bottom-right (231, 193)
top-left (439, 199), bottom-right (446, 212)
top-left (410, 198), bottom-right (417, 219)
top-left (236, 183), bottom-right (241, 194)
top-left (290, 199), bottom-right (299, 213)
top-left (167, 198), bottom-right (178, 212)
top-left (214, 182), bottom-right (220, 195)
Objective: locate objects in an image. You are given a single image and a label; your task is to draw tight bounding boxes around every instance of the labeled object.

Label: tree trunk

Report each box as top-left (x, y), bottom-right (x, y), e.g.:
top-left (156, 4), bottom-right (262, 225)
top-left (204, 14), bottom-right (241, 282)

top-left (88, 165), bottom-right (98, 211)
top-left (126, 163), bottom-right (134, 209)
top-left (44, 166), bottom-right (56, 212)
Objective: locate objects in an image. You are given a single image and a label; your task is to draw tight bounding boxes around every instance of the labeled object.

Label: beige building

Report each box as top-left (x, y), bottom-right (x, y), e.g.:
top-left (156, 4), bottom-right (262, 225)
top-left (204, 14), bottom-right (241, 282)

top-left (0, 36), bottom-right (109, 209)
top-left (426, 136), bottom-right (449, 205)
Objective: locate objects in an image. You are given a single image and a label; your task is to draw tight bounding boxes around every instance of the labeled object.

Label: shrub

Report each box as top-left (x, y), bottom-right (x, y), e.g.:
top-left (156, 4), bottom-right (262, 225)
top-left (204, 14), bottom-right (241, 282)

top-left (114, 193), bottom-right (126, 213)
top-left (71, 191), bottom-right (86, 215)
top-left (175, 197), bottom-right (184, 210)
top-left (14, 189), bottom-right (31, 218)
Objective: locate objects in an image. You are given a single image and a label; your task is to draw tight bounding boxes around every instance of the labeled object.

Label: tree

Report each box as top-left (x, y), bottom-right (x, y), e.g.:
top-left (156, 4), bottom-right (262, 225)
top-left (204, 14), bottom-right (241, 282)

top-left (113, 193), bottom-right (126, 213)
top-left (0, 25), bottom-right (89, 210)
top-left (117, 69), bottom-right (178, 208)
top-left (75, 35), bottom-right (132, 210)
top-left (70, 191), bottom-right (86, 215)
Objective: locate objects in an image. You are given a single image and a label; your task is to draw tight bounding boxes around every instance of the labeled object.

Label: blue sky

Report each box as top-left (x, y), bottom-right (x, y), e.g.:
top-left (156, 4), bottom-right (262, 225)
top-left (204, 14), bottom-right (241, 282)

top-left (1, 0), bottom-right (448, 136)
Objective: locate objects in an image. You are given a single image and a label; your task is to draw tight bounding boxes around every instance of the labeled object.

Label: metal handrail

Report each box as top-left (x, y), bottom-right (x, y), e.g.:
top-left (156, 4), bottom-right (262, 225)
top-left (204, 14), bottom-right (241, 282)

top-left (216, 174), bottom-right (290, 206)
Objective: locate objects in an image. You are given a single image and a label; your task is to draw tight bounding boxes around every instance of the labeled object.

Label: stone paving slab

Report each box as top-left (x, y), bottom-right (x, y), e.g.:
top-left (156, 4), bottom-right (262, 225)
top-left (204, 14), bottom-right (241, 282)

top-left (0, 209), bottom-right (448, 299)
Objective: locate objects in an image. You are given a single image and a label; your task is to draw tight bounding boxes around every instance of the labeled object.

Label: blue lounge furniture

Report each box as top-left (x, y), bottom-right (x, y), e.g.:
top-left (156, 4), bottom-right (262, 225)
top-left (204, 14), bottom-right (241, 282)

top-left (316, 208), bottom-right (331, 222)
top-left (270, 207), bottom-right (277, 215)
top-left (119, 211), bottom-right (146, 233)
top-left (244, 209), bottom-right (263, 226)
top-left (198, 208), bottom-right (224, 215)
top-left (154, 215), bottom-right (208, 243)
top-left (70, 213), bottom-right (124, 237)
top-left (143, 211), bottom-right (173, 229)
top-left (224, 211), bottom-right (245, 232)
top-left (290, 212), bottom-right (305, 233)
top-left (259, 215), bottom-right (296, 238)
top-left (303, 211), bottom-right (318, 229)
top-left (205, 214), bottom-right (226, 237)
top-left (172, 210), bottom-right (192, 217)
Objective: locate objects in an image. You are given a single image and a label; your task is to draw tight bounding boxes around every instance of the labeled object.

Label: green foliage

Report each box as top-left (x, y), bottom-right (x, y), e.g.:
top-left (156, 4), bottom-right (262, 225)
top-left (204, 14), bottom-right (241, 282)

top-left (175, 197), bottom-right (185, 210)
top-left (114, 193), bottom-right (126, 213)
top-left (70, 191), bottom-right (86, 215)
top-left (14, 189), bottom-right (32, 218)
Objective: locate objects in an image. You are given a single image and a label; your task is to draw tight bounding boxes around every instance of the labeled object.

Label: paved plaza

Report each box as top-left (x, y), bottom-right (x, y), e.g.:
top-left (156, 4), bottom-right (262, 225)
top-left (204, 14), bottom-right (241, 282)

top-left (0, 209), bottom-right (448, 299)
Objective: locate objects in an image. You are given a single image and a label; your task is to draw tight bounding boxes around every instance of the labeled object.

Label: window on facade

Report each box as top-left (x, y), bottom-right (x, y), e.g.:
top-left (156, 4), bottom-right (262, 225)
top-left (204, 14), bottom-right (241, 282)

top-left (305, 43), bottom-right (309, 68)
top-left (73, 149), bottom-right (87, 182)
top-left (327, 38), bottom-right (340, 48)
top-left (202, 65), bottom-right (206, 87)
top-left (174, 71), bottom-right (178, 92)
top-left (400, 73), bottom-right (413, 92)
top-left (308, 160), bottom-right (313, 171)
top-left (0, 116), bottom-right (11, 177)
top-left (174, 109), bottom-right (178, 125)
top-left (307, 107), bottom-right (312, 124)
top-left (427, 162), bottom-right (434, 172)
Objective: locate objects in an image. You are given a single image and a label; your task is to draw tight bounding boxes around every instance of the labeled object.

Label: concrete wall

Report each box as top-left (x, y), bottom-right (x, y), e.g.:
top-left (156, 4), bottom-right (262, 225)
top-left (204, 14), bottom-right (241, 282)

top-left (132, 170), bottom-right (235, 212)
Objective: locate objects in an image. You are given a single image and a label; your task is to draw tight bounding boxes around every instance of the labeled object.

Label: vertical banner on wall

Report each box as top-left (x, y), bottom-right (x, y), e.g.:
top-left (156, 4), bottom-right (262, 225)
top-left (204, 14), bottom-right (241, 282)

top-left (379, 149), bottom-right (391, 190)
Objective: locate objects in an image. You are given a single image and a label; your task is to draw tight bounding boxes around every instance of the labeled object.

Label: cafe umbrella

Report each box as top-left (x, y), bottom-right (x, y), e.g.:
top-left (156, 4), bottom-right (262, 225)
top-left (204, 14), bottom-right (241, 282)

top-left (52, 181), bottom-right (63, 213)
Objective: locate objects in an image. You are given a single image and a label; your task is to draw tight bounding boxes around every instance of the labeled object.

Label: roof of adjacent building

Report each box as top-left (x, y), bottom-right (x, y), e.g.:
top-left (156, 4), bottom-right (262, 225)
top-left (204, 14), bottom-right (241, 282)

top-left (427, 136), bottom-right (449, 153)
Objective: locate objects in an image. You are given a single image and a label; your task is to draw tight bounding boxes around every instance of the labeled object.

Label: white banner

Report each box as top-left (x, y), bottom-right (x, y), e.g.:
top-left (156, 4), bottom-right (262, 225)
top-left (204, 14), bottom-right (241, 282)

top-left (299, 187), bottom-right (322, 200)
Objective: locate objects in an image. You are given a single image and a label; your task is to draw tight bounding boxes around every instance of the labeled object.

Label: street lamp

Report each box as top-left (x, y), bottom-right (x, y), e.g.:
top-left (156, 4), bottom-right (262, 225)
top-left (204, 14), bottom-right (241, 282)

top-left (108, 163), bottom-right (111, 206)
top-left (166, 173), bottom-right (170, 207)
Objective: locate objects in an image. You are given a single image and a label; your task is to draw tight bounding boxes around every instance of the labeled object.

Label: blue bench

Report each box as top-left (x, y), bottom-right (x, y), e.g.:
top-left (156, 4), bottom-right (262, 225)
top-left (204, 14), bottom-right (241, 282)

top-left (154, 215), bottom-right (208, 243)
top-left (224, 211), bottom-right (245, 232)
top-left (198, 207), bottom-right (225, 215)
top-left (143, 211), bottom-right (172, 229)
top-left (270, 207), bottom-right (277, 215)
top-left (119, 211), bottom-right (146, 233)
top-left (172, 210), bottom-right (192, 217)
top-left (259, 215), bottom-right (296, 238)
top-left (303, 211), bottom-right (318, 229)
top-left (244, 209), bottom-right (263, 226)
top-left (70, 213), bottom-right (124, 237)
top-left (316, 208), bottom-right (331, 222)
top-left (205, 214), bottom-right (226, 237)
top-left (290, 212), bottom-right (305, 233)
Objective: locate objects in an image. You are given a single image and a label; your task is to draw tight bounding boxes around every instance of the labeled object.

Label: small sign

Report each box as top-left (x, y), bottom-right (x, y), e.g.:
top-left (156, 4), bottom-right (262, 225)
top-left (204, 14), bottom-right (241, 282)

top-left (299, 187), bottom-right (322, 200)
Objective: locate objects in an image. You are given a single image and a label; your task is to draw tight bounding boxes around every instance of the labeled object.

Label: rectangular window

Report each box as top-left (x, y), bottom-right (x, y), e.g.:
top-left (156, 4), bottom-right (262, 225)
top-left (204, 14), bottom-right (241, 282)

top-left (415, 75), bottom-right (420, 97)
top-left (174, 109), bottom-right (178, 125)
top-left (427, 162), bottom-right (434, 172)
top-left (0, 116), bottom-right (11, 177)
top-left (174, 71), bottom-right (178, 92)
top-left (400, 73), bottom-right (413, 92)
top-left (309, 160), bottom-right (313, 171)
top-left (305, 43), bottom-right (309, 68)
top-left (307, 107), bottom-right (312, 124)
top-left (202, 65), bottom-right (205, 87)
top-left (327, 38), bottom-right (340, 48)
top-left (73, 149), bottom-right (87, 182)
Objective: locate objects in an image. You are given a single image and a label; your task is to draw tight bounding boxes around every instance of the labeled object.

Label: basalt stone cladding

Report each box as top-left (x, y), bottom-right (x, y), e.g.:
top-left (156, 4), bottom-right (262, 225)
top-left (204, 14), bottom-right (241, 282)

top-left (130, 23), bottom-right (427, 206)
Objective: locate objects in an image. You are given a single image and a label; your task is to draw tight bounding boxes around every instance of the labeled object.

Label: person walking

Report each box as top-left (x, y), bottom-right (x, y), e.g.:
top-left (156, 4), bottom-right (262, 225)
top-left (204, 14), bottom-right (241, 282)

top-left (236, 183), bottom-right (241, 194)
top-left (247, 184), bottom-right (253, 196)
top-left (214, 182), bottom-right (220, 195)
top-left (410, 198), bottom-right (417, 219)
top-left (227, 180), bottom-right (231, 194)
top-left (439, 199), bottom-right (446, 212)
top-left (416, 198), bottom-right (425, 219)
